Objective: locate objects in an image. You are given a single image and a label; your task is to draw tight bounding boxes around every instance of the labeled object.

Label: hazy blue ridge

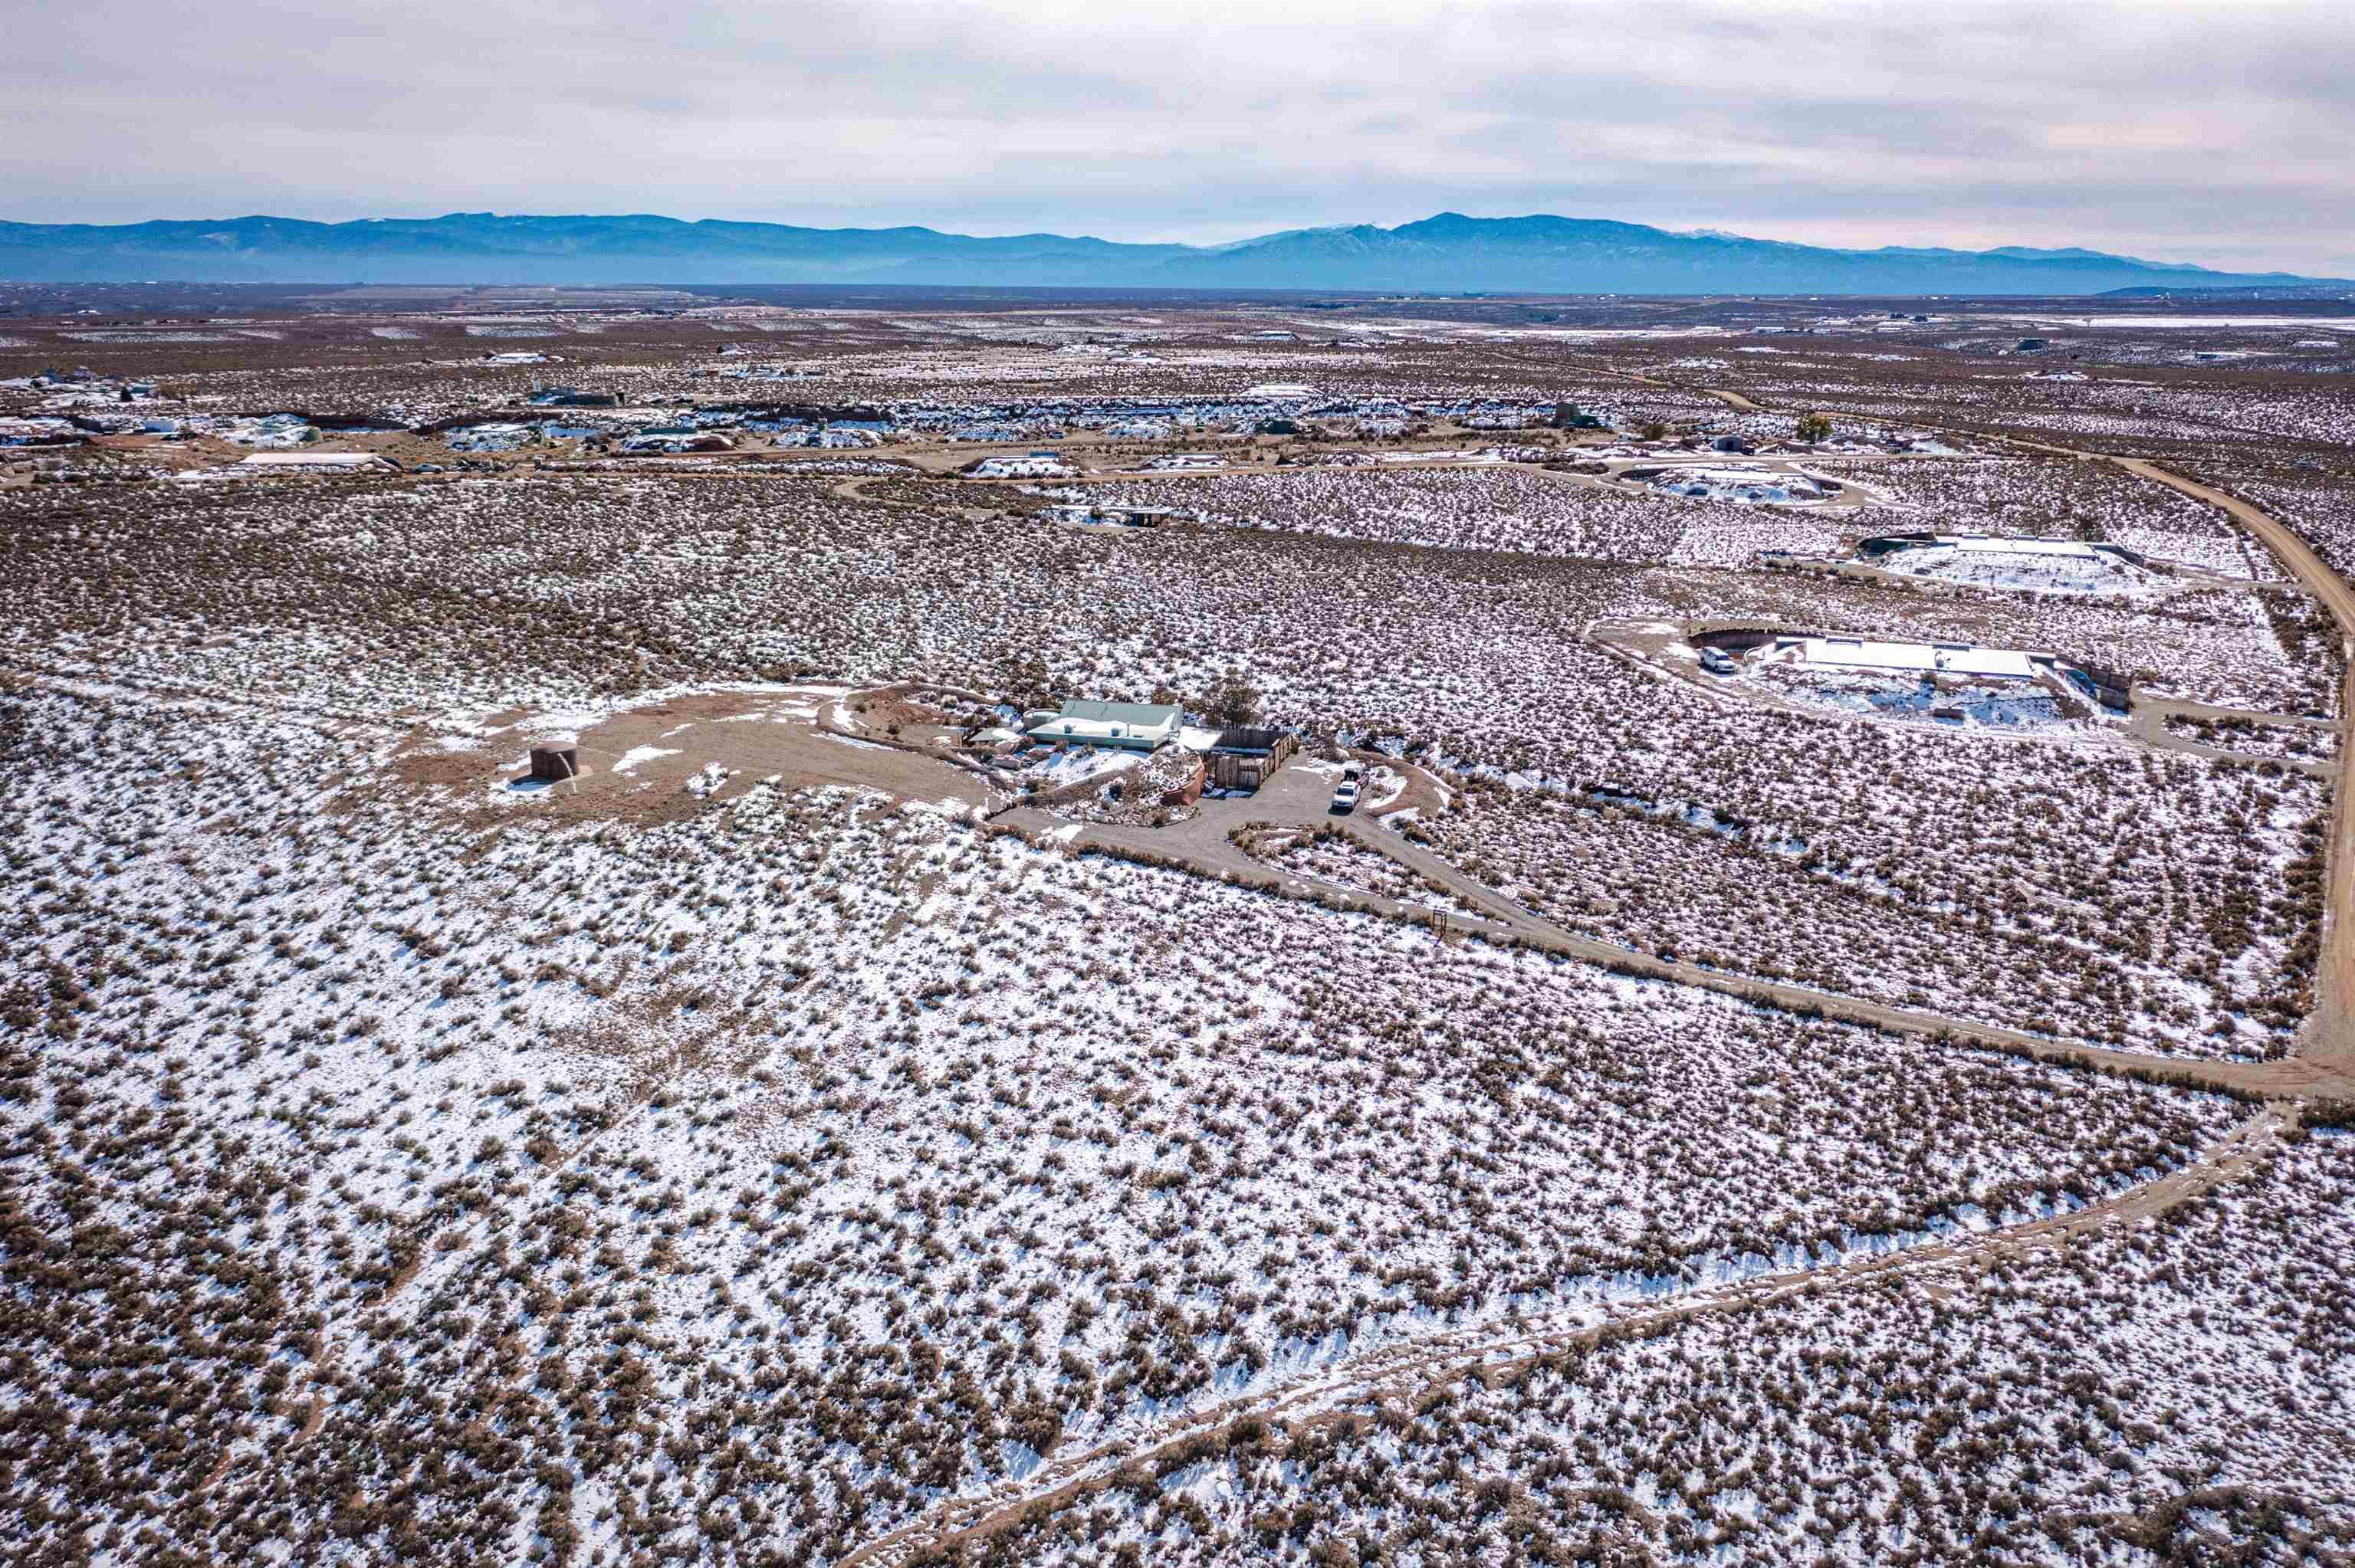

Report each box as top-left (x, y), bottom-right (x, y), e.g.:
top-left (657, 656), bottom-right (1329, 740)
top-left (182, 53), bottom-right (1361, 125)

top-left (1, 210), bottom-right (2342, 293)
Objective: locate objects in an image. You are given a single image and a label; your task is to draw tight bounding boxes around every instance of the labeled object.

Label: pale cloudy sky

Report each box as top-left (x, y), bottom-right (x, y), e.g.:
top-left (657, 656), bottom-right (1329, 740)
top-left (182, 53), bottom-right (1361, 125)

top-left (9, 0), bottom-right (2351, 273)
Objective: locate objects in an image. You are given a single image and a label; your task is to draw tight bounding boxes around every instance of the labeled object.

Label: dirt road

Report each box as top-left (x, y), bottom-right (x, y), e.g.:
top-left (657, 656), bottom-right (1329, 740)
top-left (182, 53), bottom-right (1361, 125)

top-left (2128, 691), bottom-right (2339, 776)
top-left (842, 1099), bottom-right (2293, 1567)
top-left (2109, 458), bottom-right (2355, 1076)
top-left (999, 766), bottom-right (2350, 1101)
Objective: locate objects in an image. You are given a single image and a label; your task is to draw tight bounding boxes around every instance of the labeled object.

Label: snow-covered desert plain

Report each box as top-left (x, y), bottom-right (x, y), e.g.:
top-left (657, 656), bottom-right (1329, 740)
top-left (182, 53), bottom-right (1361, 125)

top-left (3, 287), bottom-right (2353, 1566)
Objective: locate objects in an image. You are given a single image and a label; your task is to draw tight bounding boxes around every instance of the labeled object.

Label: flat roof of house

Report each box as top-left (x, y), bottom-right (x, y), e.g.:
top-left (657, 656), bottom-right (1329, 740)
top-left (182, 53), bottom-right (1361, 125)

top-left (1792, 637), bottom-right (2043, 680)
top-left (1936, 536), bottom-right (2100, 558)
top-left (238, 451), bottom-right (389, 469)
top-left (1059, 699), bottom-right (1181, 728)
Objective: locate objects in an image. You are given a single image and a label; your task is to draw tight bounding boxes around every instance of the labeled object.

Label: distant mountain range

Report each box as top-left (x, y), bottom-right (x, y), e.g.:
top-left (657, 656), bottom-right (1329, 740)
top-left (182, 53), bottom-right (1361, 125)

top-left (2, 211), bottom-right (2344, 295)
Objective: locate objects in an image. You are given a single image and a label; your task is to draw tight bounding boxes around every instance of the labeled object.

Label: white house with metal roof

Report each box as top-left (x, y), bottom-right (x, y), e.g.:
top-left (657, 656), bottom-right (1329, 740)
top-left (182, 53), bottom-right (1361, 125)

top-left (1024, 700), bottom-right (1184, 751)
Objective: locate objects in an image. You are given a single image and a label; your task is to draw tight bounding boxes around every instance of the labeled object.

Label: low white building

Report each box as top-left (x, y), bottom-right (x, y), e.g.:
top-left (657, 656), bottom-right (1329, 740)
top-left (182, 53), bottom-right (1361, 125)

top-left (1782, 636), bottom-right (2048, 681)
top-left (970, 454), bottom-right (1072, 478)
top-left (1041, 503), bottom-right (1177, 527)
top-left (237, 451), bottom-right (392, 472)
top-left (1859, 533), bottom-right (2150, 572)
top-left (1942, 536), bottom-right (2100, 559)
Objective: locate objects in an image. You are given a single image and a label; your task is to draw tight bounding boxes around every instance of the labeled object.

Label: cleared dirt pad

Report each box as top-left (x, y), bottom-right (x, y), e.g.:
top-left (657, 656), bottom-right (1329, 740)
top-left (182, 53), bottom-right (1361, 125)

top-left (388, 688), bottom-right (989, 822)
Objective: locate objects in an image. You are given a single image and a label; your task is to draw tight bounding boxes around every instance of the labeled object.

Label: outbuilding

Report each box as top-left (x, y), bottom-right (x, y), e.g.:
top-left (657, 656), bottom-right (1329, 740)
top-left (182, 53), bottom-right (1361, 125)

top-left (2068, 664), bottom-right (2133, 712)
top-left (529, 745), bottom-right (580, 780)
top-left (1203, 727), bottom-right (1297, 791)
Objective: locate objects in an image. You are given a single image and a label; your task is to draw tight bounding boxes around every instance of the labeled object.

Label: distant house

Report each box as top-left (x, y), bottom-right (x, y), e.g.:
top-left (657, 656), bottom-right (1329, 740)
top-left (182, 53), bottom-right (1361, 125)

top-left (238, 451), bottom-right (392, 473)
top-left (619, 430), bottom-right (733, 454)
top-left (0, 418), bottom-right (82, 447)
top-left (1025, 700), bottom-right (1183, 751)
top-left (1041, 503), bottom-right (1176, 528)
top-left (1858, 533), bottom-right (2145, 568)
top-left (1779, 636), bottom-right (2051, 681)
top-left (968, 454), bottom-right (1071, 478)
top-left (448, 421), bottom-right (538, 452)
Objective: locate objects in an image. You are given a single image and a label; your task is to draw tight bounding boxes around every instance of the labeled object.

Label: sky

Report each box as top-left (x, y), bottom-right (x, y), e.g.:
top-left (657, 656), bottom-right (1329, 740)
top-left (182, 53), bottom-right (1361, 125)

top-left (9, 0), bottom-right (2352, 275)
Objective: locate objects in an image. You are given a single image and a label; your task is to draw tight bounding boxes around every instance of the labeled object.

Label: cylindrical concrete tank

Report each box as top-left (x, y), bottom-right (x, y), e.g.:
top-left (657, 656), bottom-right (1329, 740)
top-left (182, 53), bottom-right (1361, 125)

top-left (529, 746), bottom-right (580, 781)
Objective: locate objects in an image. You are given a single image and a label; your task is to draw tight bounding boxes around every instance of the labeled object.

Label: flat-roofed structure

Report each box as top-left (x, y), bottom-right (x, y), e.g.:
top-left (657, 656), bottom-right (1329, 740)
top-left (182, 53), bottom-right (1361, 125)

top-left (1042, 503), bottom-right (1176, 527)
top-left (1781, 636), bottom-right (2048, 681)
top-left (1946, 536), bottom-right (2097, 558)
top-left (1859, 533), bottom-right (2146, 567)
top-left (237, 451), bottom-right (392, 471)
top-left (1201, 727), bottom-right (1298, 792)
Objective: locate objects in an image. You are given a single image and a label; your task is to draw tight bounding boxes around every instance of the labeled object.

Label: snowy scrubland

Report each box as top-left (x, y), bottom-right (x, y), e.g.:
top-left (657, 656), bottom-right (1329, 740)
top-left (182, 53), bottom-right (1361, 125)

top-left (1414, 755), bottom-right (2323, 1055)
top-left (2, 467), bottom-right (2330, 1059)
top-left (0, 685), bottom-right (2257, 1565)
top-left (1063, 464), bottom-right (1871, 568)
top-left (1848, 454), bottom-right (2263, 577)
top-left (2204, 467), bottom-right (2355, 582)
top-left (1690, 351), bottom-right (2355, 459)
top-left (2163, 713), bottom-right (2340, 764)
top-left (5, 306), bottom-right (2352, 1568)
top-left (13, 456), bottom-right (2312, 727)
top-left (1059, 468), bottom-right (1690, 561)
top-left (1235, 823), bottom-right (1482, 917)
top-left (936, 1124), bottom-right (2355, 1567)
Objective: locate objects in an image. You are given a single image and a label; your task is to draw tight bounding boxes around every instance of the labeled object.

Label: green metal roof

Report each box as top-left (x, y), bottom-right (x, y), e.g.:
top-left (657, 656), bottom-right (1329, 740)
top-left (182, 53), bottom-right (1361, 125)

top-left (1059, 700), bottom-right (1181, 728)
